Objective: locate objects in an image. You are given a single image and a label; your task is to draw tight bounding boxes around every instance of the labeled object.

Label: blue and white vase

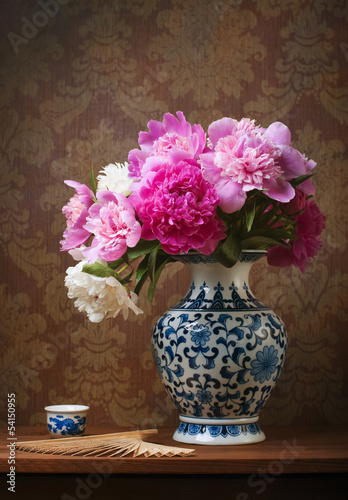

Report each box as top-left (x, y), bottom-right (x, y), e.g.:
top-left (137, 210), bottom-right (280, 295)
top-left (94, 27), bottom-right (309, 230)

top-left (151, 250), bottom-right (287, 445)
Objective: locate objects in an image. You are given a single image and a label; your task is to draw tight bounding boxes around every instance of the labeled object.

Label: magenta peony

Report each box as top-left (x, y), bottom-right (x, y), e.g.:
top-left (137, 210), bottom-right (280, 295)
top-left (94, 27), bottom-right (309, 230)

top-left (83, 190), bottom-right (141, 263)
top-left (199, 118), bottom-right (309, 213)
top-left (129, 158), bottom-right (226, 255)
top-left (60, 181), bottom-right (94, 251)
top-left (267, 199), bottom-right (326, 272)
top-left (128, 111), bottom-right (206, 178)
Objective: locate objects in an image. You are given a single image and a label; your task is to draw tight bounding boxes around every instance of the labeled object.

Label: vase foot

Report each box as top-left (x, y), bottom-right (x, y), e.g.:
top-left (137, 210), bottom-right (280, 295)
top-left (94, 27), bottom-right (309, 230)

top-left (172, 416), bottom-right (266, 445)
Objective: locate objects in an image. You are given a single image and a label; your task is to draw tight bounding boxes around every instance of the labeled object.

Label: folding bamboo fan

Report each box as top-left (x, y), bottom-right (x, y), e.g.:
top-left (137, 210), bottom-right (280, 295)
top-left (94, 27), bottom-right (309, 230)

top-left (15, 429), bottom-right (195, 458)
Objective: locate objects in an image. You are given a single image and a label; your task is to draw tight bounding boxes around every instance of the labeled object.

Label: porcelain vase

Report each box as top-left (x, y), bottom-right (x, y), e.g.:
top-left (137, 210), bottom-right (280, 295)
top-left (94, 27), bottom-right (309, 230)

top-left (151, 250), bottom-right (287, 445)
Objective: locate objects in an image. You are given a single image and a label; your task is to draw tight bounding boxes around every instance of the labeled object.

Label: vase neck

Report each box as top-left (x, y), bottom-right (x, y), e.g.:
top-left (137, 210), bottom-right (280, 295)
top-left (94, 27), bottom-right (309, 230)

top-left (172, 252), bottom-right (266, 311)
top-left (189, 259), bottom-right (251, 290)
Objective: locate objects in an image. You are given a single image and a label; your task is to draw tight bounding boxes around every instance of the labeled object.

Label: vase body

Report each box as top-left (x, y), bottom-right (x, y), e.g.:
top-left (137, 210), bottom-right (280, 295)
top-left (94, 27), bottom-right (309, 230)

top-left (151, 251), bottom-right (287, 445)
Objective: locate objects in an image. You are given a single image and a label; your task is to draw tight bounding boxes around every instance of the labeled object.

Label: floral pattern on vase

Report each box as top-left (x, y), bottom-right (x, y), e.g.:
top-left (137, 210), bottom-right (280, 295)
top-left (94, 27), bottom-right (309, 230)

top-left (151, 251), bottom-right (287, 445)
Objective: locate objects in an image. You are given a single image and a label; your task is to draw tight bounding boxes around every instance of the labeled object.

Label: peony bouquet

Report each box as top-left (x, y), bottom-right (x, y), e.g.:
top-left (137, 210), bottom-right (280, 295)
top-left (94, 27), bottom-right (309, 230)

top-left (60, 111), bottom-right (325, 322)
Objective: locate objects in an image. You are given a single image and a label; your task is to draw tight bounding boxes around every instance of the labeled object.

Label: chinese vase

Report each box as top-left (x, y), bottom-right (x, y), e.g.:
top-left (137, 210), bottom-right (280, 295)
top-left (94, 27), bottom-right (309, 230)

top-left (151, 251), bottom-right (287, 445)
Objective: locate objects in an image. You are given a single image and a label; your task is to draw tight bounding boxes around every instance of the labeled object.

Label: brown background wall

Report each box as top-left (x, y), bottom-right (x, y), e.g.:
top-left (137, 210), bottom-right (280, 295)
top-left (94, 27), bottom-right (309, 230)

top-left (1, 0), bottom-right (347, 431)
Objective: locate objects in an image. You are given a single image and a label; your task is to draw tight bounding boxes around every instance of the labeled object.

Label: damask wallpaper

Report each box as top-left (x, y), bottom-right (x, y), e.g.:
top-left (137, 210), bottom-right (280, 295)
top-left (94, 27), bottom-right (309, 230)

top-left (0, 0), bottom-right (347, 431)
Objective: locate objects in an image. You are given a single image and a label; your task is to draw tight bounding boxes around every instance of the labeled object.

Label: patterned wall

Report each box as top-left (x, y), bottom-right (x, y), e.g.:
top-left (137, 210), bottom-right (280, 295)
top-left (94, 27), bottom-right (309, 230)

top-left (1, 0), bottom-right (347, 430)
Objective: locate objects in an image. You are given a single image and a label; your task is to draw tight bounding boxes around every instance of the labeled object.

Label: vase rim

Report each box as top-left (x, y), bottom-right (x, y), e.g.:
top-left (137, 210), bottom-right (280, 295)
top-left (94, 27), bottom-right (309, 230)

top-left (177, 248), bottom-right (267, 257)
top-left (173, 249), bottom-right (267, 265)
top-left (174, 249), bottom-right (267, 258)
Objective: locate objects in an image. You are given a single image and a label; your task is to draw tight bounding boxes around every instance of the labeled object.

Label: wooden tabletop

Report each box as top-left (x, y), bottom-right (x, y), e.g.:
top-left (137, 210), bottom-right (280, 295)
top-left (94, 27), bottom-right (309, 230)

top-left (1, 425), bottom-right (347, 475)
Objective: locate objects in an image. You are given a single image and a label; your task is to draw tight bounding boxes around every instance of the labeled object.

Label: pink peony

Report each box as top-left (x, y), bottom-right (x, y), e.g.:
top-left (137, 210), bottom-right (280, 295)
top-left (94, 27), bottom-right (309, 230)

top-left (129, 158), bottom-right (226, 255)
top-left (128, 111), bottom-right (206, 178)
top-left (199, 118), bottom-right (309, 213)
top-left (83, 190), bottom-right (141, 263)
top-left (60, 181), bottom-right (95, 251)
top-left (282, 188), bottom-right (307, 216)
top-left (267, 199), bottom-right (326, 272)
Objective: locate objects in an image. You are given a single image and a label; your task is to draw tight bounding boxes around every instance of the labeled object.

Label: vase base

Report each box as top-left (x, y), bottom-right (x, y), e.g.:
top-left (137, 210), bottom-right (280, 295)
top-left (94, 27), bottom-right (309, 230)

top-left (172, 416), bottom-right (266, 445)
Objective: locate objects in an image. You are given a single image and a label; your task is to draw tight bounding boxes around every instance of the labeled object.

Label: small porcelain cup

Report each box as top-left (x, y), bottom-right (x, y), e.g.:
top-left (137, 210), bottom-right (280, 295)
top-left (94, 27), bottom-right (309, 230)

top-left (44, 405), bottom-right (89, 438)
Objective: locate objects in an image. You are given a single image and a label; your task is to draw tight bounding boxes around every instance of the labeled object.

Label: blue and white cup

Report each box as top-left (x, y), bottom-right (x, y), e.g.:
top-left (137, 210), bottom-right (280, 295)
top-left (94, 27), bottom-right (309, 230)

top-left (44, 405), bottom-right (89, 438)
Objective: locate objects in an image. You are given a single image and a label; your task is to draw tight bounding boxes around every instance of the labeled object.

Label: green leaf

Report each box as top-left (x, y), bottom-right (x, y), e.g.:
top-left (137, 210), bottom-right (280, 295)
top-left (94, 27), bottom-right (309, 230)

top-left (216, 206), bottom-right (232, 224)
top-left (117, 269), bottom-right (133, 285)
top-left (135, 255), bottom-right (149, 283)
top-left (290, 173), bottom-right (314, 188)
top-left (134, 255), bottom-right (150, 295)
top-left (82, 262), bottom-right (117, 278)
top-left (247, 207), bottom-right (282, 233)
top-left (241, 236), bottom-right (290, 250)
top-left (214, 234), bottom-right (242, 268)
top-left (134, 270), bottom-right (149, 296)
top-left (90, 165), bottom-right (97, 196)
top-left (147, 256), bottom-right (170, 302)
top-left (245, 227), bottom-right (294, 240)
top-left (245, 203), bottom-right (256, 232)
top-left (126, 240), bottom-right (159, 259)
top-left (107, 257), bottom-right (126, 270)
top-left (148, 244), bottom-right (160, 282)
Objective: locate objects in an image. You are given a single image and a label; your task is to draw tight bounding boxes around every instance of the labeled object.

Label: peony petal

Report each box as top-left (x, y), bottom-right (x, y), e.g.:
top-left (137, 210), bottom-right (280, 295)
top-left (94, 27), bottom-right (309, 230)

top-left (200, 152), bottom-right (223, 185)
top-left (267, 245), bottom-right (293, 268)
top-left (264, 122), bottom-right (291, 146)
top-left (141, 156), bottom-right (168, 176)
top-left (68, 246), bottom-right (89, 261)
top-left (64, 180), bottom-right (94, 206)
top-left (138, 131), bottom-right (156, 150)
top-left (168, 148), bottom-right (193, 163)
top-left (199, 237), bottom-right (223, 255)
top-left (60, 226), bottom-right (90, 251)
top-left (82, 239), bottom-right (102, 264)
top-left (207, 117), bottom-right (237, 147)
top-left (128, 148), bottom-right (149, 165)
top-left (192, 124), bottom-right (207, 151)
top-left (163, 111), bottom-right (191, 136)
top-left (96, 190), bottom-right (119, 205)
top-left (263, 178), bottom-right (295, 203)
top-left (298, 178), bottom-right (316, 196)
top-left (216, 179), bottom-right (246, 213)
top-left (306, 159), bottom-right (317, 171)
top-left (278, 145), bottom-right (307, 180)
top-left (141, 225), bottom-right (156, 240)
top-left (127, 148), bottom-right (149, 178)
top-left (147, 119), bottom-right (165, 139)
top-left (189, 132), bottom-right (205, 157)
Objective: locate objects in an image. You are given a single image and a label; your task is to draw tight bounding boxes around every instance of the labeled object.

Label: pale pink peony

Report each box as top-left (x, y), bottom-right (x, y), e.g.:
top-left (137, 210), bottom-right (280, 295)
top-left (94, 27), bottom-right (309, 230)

top-left (128, 111), bottom-right (206, 178)
top-left (267, 199), bottom-right (326, 272)
top-left (60, 181), bottom-right (94, 251)
top-left (83, 191), bottom-right (141, 263)
top-left (129, 158), bottom-right (226, 255)
top-left (199, 118), bottom-right (309, 213)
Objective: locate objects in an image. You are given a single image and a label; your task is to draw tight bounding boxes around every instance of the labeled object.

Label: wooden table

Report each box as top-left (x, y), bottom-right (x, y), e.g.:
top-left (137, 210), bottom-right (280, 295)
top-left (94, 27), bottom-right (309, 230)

top-left (1, 426), bottom-right (347, 499)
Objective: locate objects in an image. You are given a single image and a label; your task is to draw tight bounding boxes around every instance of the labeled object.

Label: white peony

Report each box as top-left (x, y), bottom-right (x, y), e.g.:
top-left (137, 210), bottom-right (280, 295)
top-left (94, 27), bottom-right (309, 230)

top-left (65, 260), bottom-right (143, 323)
top-left (97, 162), bottom-right (133, 196)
